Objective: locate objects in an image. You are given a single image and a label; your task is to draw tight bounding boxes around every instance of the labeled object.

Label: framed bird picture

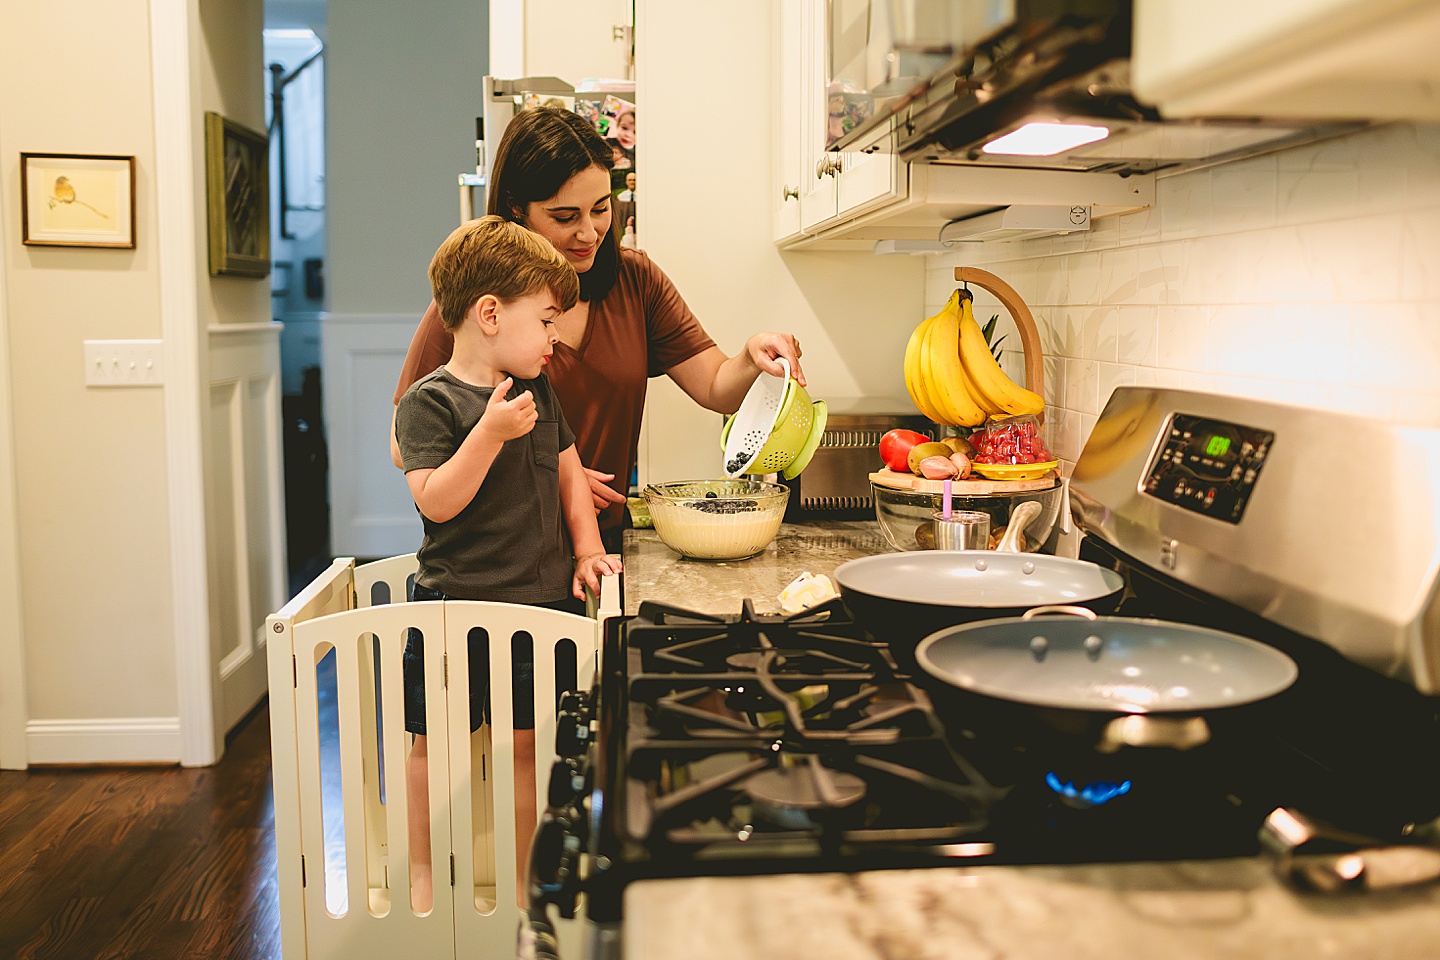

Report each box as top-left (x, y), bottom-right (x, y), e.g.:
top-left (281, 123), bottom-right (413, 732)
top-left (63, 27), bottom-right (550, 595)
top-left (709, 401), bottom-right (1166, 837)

top-left (204, 112), bottom-right (270, 278)
top-left (20, 153), bottom-right (136, 248)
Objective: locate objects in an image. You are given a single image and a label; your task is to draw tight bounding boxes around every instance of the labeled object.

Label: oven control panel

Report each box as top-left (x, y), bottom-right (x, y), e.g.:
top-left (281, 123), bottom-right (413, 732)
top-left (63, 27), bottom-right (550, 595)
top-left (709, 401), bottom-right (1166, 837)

top-left (1142, 413), bottom-right (1274, 523)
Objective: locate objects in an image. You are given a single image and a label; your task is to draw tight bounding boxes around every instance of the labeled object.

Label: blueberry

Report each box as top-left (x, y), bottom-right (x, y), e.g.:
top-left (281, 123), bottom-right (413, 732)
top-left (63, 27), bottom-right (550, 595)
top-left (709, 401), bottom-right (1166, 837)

top-left (705, 491), bottom-right (718, 498)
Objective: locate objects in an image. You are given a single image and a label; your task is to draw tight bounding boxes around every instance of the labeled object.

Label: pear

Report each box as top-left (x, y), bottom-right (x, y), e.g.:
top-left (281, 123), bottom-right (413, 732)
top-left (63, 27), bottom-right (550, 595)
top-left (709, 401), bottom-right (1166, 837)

top-left (907, 441), bottom-right (951, 475)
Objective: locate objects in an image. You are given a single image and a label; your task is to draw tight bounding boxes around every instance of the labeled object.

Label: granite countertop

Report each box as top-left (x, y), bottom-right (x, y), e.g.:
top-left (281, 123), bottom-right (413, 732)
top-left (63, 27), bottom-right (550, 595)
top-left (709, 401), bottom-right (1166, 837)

top-left (616, 521), bottom-right (1440, 959)
top-left (620, 519), bottom-right (891, 615)
top-left (624, 862), bottom-right (1440, 959)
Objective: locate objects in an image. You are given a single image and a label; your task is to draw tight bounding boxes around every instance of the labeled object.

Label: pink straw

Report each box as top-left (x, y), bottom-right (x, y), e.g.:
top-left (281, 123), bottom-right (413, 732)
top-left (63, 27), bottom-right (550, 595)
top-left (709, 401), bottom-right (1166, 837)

top-left (942, 478), bottom-right (953, 519)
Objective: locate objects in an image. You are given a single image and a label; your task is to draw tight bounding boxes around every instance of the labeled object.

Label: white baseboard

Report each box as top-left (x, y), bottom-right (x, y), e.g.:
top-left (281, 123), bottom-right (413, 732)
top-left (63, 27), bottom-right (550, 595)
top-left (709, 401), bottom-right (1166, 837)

top-left (26, 717), bottom-right (183, 765)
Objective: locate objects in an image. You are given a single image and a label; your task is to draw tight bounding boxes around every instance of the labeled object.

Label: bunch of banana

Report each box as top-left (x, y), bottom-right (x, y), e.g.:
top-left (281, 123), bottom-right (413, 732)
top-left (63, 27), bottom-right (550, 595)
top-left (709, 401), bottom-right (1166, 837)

top-left (903, 289), bottom-right (1044, 425)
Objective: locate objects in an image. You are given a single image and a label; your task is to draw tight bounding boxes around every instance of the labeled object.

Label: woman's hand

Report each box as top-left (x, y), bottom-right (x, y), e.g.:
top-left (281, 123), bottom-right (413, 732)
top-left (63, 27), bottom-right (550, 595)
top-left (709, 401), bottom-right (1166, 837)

top-left (584, 467), bottom-right (627, 513)
top-left (745, 332), bottom-right (806, 387)
top-left (573, 552), bottom-right (623, 600)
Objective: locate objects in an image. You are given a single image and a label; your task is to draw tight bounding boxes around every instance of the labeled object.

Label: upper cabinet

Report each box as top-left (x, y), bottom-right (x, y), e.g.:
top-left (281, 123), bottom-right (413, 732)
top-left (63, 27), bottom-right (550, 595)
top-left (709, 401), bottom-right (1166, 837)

top-left (771, 0), bottom-right (1155, 251)
top-left (772, 0), bottom-right (903, 242)
top-left (1132, 0), bottom-right (1440, 120)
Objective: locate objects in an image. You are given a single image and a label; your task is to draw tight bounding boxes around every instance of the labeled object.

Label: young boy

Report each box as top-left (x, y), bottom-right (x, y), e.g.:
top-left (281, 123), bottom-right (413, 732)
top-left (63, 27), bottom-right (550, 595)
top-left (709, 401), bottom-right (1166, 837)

top-left (394, 215), bottom-right (621, 911)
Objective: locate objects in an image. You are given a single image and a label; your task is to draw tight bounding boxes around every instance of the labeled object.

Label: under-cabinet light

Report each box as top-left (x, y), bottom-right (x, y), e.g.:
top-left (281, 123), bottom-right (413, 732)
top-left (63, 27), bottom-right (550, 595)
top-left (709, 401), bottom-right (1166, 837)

top-left (981, 121), bottom-right (1110, 157)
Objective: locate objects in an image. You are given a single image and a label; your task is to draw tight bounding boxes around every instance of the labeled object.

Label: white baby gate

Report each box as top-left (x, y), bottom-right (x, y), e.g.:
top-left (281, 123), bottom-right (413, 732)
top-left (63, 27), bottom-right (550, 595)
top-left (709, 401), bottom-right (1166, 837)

top-left (267, 555), bottom-right (618, 960)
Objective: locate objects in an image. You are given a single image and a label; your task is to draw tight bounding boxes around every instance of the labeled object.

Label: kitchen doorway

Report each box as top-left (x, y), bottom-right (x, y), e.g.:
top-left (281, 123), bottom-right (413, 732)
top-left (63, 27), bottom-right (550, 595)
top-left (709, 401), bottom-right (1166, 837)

top-left (264, 11), bottom-right (331, 593)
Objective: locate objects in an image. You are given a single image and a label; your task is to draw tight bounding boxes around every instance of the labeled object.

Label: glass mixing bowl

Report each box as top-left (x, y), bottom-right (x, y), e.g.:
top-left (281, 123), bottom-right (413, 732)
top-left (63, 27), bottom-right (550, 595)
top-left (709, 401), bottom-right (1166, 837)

top-left (872, 482), bottom-right (1063, 553)
top-left (643, 479), bottom-right (789, 561)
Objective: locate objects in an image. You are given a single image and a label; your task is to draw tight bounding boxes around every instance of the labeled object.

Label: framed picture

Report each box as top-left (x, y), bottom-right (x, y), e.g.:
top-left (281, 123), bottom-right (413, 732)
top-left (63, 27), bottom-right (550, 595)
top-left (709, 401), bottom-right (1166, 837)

top-left (204, 112), bottom-right (270, 278)
top-left (20, 153), bottom-right (136, 248)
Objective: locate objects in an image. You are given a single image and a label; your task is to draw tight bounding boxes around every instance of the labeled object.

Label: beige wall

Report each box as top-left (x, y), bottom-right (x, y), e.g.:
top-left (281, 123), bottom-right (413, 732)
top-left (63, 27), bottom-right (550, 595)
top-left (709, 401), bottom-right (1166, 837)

top-left (199, 0), bottom-right (270, 329)
top-left (0, 0), bottom-right (177, 723)
top-left (0, 0), bottom-right (265, 753)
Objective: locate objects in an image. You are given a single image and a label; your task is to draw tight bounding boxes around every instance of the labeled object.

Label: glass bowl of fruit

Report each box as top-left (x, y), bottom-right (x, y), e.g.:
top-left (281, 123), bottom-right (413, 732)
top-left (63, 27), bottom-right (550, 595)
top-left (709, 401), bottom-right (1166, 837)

top-left (643, 479), bottom-right (789, 561)
top-left (968, 414), bottom-right (1059, 480)
top-left (872, 483), bottom-right (1064, 552)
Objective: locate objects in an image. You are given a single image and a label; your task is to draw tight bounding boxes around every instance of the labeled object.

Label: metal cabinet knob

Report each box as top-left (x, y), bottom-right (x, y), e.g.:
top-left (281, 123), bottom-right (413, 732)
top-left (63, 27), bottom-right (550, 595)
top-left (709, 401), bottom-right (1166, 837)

top-left (782, 185), bottom-right (799, 201)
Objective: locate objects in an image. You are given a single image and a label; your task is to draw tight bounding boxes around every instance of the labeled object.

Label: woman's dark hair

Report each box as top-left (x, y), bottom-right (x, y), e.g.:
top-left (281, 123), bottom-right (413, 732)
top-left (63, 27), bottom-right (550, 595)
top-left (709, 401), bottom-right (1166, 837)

top-left (487, 107), bottom-right (620, 302)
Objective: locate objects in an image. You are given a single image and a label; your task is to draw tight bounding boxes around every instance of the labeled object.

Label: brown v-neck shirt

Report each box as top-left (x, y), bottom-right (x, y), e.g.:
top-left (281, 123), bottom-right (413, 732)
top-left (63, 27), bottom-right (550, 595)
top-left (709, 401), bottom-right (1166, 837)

top-left (394, 248), bottom-right (717, 537)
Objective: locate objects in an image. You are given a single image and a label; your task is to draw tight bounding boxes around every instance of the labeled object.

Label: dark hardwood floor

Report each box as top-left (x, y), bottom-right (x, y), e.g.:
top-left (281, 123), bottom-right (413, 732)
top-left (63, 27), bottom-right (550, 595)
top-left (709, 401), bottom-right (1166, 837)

top-left (0, 705), bottom-right (283, 960)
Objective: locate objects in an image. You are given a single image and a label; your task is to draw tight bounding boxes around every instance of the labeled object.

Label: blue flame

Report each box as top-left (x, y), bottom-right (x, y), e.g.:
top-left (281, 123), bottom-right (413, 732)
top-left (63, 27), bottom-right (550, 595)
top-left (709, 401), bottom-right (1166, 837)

top-left (1045, 771), bottom-right (1132, 806)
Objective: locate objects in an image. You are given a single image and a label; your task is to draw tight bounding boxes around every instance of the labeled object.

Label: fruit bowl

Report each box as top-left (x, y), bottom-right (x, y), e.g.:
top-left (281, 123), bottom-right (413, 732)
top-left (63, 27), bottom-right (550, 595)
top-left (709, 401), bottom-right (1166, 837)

top-left (873, 482), bottom-right (1062, 553)
top-left (969, 460), bottom-right (1059, 481)
top-left (643, 480), bottom-right (789, 561)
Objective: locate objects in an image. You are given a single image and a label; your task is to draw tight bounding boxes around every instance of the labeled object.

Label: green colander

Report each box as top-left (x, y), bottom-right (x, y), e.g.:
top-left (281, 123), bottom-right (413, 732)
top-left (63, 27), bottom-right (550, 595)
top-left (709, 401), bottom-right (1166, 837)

top-left (720, 358), bottom-right (828, 480)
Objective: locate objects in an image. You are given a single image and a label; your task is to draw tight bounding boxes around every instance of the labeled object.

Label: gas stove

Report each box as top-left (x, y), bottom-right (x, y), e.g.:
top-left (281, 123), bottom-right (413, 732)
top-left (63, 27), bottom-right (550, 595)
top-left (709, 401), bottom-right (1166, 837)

top-left (544, 594), bottom-right (1440, 926)
top-left (529, 389), bottom-right (1440, 957)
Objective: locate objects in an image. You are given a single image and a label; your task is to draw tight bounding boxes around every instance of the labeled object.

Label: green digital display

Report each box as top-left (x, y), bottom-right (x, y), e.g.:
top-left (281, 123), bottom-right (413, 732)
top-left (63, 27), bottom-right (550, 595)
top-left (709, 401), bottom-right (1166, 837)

top-left (1205, 435), bottom-right (1231, 457)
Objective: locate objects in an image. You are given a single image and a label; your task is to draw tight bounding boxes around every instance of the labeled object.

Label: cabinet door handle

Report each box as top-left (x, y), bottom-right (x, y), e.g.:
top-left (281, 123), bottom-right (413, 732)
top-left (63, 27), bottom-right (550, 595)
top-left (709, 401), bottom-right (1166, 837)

top-left (782, 185), bottom-right (799, 201)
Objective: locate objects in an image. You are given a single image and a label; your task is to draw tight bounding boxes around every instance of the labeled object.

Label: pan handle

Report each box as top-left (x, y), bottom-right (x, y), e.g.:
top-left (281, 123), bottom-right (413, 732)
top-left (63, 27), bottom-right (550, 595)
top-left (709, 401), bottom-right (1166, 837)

top-left (1022, 605), bottom-right (1099, 621)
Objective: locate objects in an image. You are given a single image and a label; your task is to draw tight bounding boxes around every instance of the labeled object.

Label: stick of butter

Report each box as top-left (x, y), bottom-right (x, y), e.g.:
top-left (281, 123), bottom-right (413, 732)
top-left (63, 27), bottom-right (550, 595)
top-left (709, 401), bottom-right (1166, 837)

top-left (777, 571), bottom-right (838, 614)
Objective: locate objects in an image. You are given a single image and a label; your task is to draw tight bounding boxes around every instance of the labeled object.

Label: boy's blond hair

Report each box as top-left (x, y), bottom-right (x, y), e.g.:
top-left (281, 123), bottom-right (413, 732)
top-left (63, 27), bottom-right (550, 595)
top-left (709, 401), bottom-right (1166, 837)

top-left (428, 215), bottom-right (580, 330)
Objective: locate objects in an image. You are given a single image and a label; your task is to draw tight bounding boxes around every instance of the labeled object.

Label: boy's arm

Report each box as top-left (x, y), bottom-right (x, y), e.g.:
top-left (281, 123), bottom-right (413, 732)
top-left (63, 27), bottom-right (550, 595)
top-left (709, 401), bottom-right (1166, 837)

top-left (405, 378), bottom-right (537, 523)
top-left (559, 445), bottom-right (621, 597)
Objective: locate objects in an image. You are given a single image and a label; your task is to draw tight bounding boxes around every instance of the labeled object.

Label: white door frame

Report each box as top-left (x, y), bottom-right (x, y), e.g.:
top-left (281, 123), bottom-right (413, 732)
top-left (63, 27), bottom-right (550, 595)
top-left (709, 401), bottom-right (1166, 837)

top-left (152, 0), bottom-right (222, 766)
top-left (0, 158), bottom-right (31, 771)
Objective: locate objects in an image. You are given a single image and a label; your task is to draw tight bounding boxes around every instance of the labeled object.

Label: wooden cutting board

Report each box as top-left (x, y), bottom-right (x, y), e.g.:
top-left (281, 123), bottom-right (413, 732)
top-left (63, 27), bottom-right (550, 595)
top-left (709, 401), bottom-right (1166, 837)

top-left (870, 467), bottom-right (1057, 495)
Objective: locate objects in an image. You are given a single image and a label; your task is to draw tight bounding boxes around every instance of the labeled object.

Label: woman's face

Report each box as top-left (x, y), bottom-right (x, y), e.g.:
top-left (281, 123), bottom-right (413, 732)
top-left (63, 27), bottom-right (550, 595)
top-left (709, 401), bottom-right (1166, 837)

top-left (520, 164), bottom-right (612, 274)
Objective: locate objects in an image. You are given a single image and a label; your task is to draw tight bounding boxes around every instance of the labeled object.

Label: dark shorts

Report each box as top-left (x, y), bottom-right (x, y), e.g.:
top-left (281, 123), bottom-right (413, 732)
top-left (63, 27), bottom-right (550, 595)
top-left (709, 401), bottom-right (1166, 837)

top-left (401, 582), bottom-right (585, 736)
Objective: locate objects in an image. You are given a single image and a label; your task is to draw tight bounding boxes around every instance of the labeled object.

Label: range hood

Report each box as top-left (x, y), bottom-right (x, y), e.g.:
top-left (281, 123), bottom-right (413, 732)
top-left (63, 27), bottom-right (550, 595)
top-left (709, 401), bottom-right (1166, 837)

top-left (831, 0), bottom-right (1365, 175)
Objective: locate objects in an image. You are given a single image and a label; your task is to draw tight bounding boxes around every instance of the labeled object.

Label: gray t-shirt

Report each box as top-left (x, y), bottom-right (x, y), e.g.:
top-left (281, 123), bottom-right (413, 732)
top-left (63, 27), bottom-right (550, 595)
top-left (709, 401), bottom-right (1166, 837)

top-left (395, 367), bottom-right (576, 602)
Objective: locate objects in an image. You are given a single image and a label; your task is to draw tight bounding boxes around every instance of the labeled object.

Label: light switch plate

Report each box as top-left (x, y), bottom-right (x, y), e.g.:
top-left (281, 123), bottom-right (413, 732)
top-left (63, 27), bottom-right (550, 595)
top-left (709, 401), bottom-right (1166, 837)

top-left (83, 340), bottom-right (164, 387)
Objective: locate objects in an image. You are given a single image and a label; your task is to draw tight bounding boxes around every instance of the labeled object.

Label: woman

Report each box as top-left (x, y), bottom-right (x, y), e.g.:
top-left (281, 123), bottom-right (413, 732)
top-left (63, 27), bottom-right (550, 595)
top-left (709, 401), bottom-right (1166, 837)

top-left (393, 106), bottom-right (805, 551)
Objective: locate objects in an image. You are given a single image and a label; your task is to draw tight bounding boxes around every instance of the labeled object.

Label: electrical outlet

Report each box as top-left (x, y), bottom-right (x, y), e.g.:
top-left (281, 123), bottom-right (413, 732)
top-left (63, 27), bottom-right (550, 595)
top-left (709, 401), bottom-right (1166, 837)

top-left (83, 340), bottom-right (164, 387)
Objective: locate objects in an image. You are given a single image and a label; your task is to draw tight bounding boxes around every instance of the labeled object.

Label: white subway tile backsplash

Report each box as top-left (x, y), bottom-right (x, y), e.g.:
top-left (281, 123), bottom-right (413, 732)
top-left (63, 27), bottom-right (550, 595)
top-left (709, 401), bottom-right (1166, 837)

top-left (1078, 306), bottom-right (1119, 362)
top-left (1064, 357), bottom-right (1098, 414)
top-left (1116, 306), bottom-right (1159, 365)
top-left (1400, 209), bottom-right (1440, 301)
top-left (927, 123), bottom-right (1440, 429)
top-left (1118, 204), bottom-right (1163, 247)
top-left (1213, 155), bottom-right (1277, 233)
top-left (1158, 167), bottom-right (1212, 241)
top-left (1096, 362), bottom-right (1137, 411)
top-left (1067, 252), bottom-right (1104, 304)
top-left (1156, 305), bottom-right (1211, 372)
top-left (1100, 247), bottom-right (1141, 304)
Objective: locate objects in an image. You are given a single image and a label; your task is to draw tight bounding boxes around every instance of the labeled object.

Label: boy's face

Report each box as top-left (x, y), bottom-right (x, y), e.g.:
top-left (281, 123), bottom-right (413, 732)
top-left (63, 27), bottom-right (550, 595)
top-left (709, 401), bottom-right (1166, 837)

top-left (490, 290), bottom-right (562, 379)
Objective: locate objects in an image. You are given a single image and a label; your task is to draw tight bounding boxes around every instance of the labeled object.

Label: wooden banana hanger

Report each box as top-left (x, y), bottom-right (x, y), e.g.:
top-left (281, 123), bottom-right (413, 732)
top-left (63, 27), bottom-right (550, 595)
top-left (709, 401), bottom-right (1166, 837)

top-left (955, 266), bottom-right (1045, 413)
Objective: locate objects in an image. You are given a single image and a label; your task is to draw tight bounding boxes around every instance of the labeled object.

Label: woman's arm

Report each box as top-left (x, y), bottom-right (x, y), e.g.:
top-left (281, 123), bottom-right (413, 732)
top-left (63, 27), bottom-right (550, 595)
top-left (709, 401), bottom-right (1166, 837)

top-left (559, 446), bottom-right (621, 597)
top-left (665, 333), bottom-right (806, 414)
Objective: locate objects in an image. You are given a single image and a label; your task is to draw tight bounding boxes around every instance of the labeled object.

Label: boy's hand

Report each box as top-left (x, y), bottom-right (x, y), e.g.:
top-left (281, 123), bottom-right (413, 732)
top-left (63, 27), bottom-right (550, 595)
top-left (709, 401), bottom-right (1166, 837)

top-left (573, 552), bottom-right (622, 600)
top-left (477, 377), bottom-right (537, 442)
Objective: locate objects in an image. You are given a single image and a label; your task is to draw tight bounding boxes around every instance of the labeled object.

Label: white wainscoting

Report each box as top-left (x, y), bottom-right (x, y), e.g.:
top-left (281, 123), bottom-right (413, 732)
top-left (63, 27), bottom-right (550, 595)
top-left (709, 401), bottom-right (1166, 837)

top-left (27, 717), bottom-right (182, 765)
top-left (208, 323), bottom-right (288, 735)
top-left (321, 314), bottom-right (425, 559)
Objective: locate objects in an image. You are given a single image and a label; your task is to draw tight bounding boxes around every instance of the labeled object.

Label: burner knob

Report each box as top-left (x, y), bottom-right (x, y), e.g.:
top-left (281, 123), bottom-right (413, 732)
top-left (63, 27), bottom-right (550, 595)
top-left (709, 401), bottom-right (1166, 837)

top-left (554, 710), bottom-right (592, 759)
top-left (557, 689), bottom-right (591, 719)
top-left (547, 756), bottom-right (588, 807)
top-left (527, 811), bottom-right (583, 919)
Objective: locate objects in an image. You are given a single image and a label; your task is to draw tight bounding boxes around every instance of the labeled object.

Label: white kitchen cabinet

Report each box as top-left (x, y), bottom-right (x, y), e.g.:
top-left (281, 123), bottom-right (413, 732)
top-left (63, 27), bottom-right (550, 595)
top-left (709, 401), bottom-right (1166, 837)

top-left (772, 0), bottom-right (804, 243)
top-left (1132, 0), bottom-right (1440, 120)
top-left (772, 0), bottom-right (1152, 250)
top-left (779, 0), bottom-right (904, 238)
